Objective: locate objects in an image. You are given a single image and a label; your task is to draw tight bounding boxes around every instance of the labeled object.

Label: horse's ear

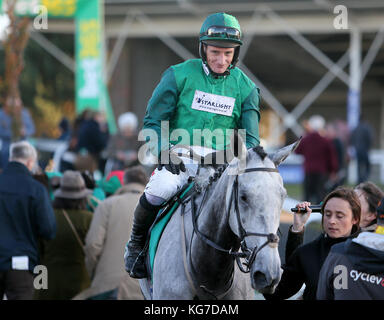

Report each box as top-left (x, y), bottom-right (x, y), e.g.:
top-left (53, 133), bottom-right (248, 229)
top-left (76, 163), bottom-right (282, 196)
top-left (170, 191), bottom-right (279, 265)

top-left (268, 138), bottom-right (302, 167)
top-left (228, 129), bottom-right (247, 162)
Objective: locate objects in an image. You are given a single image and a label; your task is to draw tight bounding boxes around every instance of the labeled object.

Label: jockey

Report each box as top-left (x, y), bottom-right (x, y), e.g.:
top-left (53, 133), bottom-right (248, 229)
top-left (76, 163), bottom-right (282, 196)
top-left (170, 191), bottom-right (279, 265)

top-left (125, 12), bottom-right (262, 278)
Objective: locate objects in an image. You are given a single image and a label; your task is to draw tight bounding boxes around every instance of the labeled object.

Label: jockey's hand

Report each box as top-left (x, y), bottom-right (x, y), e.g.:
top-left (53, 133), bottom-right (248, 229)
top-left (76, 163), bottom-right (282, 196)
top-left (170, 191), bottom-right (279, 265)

top-left (292, 201), bottom-right (312, 233)
top-left (158, 150), bottom-right (186, 175)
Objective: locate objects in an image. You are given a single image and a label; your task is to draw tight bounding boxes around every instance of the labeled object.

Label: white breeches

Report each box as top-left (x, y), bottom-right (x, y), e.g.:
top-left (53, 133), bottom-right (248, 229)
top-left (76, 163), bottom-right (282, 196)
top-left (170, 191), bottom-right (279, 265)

top-left (144, 146), bottom-right (214, 205)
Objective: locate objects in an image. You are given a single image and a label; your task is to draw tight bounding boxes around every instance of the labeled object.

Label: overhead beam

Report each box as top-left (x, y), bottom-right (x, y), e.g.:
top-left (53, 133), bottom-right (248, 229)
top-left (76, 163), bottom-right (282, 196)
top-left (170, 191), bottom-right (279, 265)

top-left (41, 13), bottom-right (384, 36)
top-left (238, 61), bottom-right (303, 137)
top-left (134, 10), bottom-right (196, 61)
top-left (361, 26), bottom-right (384, 80)
top-left (105, 14), bottom-right (384, 38)
top-left (105, 1), bottom-right (384, 15)
top-left (106, 12), bottom-right (135, 82)
top-left (29, 30), bottom-right (75, 73)
top-left (288, 50), bottom-right (350, 125)
top-left (263, 8), bottom-right (350, 85)
top-left (275, 89), bottom-right (381, 104)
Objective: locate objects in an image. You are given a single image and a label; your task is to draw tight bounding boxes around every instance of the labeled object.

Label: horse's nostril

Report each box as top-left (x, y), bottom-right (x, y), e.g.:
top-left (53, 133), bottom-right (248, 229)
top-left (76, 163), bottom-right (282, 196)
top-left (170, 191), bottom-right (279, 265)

top-left (253, 271), bottom-right (267, 286)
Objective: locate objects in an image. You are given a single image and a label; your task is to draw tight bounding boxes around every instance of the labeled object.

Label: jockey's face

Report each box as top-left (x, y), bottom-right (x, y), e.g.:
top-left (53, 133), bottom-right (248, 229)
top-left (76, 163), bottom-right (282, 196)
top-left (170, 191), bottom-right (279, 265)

top-left (205, 45), bottom-right (235, 74)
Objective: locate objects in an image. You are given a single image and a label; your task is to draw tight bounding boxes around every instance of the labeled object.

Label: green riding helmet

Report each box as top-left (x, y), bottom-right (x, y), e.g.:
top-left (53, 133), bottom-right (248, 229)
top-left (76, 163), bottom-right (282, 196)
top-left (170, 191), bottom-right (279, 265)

top-left (199, 12), bottom-right (243, 47)
top-left (199, 13), bottom-right (243, 70)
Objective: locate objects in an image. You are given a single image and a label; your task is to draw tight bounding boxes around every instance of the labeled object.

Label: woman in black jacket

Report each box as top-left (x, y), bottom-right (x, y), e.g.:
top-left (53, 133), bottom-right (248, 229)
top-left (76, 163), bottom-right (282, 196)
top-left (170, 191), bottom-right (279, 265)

top-left (264, 187), bottom-right (361, 300)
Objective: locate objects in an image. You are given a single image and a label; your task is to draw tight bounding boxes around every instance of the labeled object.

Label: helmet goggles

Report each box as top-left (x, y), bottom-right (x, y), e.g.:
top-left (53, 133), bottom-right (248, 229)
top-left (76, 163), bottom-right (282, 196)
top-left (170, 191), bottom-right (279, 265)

top-left (202, 26), bottom-right (241, 41)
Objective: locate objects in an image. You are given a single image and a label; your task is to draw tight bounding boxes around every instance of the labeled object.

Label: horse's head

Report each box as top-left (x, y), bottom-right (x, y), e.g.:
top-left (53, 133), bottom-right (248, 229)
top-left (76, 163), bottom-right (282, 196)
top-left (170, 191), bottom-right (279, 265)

top-left (225, 136), bottom-right (300, 294)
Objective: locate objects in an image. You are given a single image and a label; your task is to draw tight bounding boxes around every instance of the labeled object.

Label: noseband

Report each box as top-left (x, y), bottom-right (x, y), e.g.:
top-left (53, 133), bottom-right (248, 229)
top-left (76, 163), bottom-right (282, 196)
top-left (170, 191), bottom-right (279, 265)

top-left (192, 166), bottom-right (280, 274)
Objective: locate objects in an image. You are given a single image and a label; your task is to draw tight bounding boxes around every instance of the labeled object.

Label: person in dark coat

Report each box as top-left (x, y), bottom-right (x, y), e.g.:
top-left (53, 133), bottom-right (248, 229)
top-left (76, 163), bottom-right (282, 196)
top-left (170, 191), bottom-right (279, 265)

top-left (75, 111), bottom-right (109, 173)
top-left (57, 117), bottom-right (71, 141)
top-left (350, 116), bottom-right (374, 183)
top-left (325, 121), bottom-right (347, 191)
top-left (295, 115), bottom-right (338, 204)
top-left (0, 141), bottom-right (56, 300)
top-left (317, 198), bottom-right (384, 300)
top-left (35, 171), bottom-right (93, 300)
top-left (264, 187), bottom-right (361, 300)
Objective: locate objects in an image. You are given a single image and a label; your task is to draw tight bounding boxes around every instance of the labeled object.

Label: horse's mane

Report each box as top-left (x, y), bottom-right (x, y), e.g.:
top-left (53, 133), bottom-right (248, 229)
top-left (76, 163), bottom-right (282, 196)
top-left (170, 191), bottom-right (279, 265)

top-left (194, 146), bottom-right (268, 191)
top-left (252, 145), bottom-right (267, 160)
top-left (194, 166), bottom-right (217, 192)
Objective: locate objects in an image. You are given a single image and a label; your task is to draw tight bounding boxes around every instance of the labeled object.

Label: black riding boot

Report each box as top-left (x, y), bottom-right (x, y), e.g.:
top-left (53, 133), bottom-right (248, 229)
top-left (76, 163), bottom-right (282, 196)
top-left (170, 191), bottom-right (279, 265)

top-left (125, 194), bottom-right (160, 279)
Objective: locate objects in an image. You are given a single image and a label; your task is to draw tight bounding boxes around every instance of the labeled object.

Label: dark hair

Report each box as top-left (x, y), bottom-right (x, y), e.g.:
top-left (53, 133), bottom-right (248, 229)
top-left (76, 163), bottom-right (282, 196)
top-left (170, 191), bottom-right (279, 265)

top-left (74, 154), bottom-right (98, 173)
top-left (123, 165), bottom-right (149, 185)
top-left (53, 197), bottom-right (87, 210)
top-left (321, 187), bottom-right (361, 234)
top-left (81, 171), bottom-right (96, 189)
top-left (354, 181), bottom-right (384, 214)
top-left (50, 176), bottom-right (61, 190)
top-left (33, 173), bottom-right (50, 191)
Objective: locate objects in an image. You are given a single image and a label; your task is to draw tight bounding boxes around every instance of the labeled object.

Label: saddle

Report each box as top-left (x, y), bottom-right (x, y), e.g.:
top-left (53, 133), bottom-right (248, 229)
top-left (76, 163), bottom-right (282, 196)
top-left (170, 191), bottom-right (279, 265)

top-left (144, 180), bottom-right (196, 281)
top-left (142, 163), bottom-right (227, 282)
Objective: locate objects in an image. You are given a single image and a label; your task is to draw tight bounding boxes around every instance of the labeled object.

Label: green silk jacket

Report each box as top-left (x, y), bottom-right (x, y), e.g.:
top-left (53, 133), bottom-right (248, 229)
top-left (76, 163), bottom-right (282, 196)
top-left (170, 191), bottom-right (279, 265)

top-left (143, 59), bottom-right (260, 156)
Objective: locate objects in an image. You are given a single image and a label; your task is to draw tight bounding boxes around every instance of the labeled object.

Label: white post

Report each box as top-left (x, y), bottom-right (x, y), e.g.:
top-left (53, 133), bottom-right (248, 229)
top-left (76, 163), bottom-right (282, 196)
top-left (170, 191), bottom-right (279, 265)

top-left (381, 95), bottom-right (384, 150)
top-left (346, 27), bottom-right (362, 184)
top-left (347, 27), bottom-right (361, 131)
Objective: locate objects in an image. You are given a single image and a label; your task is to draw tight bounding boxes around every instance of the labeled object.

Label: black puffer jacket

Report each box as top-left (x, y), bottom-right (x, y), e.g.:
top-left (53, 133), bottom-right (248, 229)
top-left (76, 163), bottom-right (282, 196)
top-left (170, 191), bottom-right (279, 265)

top-left (264, 227), bottom-right (359, 300)
top-left (317, 232), bottom-right (384, 300)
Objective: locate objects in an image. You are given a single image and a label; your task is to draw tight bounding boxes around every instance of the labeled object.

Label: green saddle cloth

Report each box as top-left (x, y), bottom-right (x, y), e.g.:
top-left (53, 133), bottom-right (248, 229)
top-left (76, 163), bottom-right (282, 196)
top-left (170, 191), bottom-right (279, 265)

top-left (148, 182), bottom-right (195, 276)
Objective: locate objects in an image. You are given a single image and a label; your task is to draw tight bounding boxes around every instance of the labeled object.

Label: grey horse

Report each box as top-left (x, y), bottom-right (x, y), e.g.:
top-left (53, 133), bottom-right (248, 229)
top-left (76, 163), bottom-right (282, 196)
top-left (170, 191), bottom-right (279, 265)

top-left (140, 139), bottom-right (299, 300)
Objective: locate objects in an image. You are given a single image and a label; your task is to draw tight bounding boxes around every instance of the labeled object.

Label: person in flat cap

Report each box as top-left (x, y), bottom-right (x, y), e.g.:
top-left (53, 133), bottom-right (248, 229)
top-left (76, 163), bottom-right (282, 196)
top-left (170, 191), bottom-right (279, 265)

top-left (35, 170), bottom-right (93, 300)
top-left (317, 197), bottom-right (384, 299)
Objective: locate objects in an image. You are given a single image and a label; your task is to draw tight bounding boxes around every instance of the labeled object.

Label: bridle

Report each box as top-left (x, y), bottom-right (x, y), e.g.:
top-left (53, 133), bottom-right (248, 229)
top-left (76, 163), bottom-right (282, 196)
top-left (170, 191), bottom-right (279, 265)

top-left (230, 167), bottom-right (281, 272)
top-left (191, 166), bottom-right (280, 274)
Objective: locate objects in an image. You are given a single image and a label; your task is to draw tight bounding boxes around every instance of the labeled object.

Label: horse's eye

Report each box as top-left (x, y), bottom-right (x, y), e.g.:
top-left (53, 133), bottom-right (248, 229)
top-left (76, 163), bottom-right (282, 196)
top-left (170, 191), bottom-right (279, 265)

top-left (240, 194), bottom-right (247, 202)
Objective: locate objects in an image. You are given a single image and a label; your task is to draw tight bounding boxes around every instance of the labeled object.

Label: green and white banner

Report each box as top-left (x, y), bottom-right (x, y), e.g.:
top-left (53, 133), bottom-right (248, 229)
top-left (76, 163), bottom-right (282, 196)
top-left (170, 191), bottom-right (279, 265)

top-left (75, 0), bottom-right (116, 133)
top-left (75, 1), bottom-right (102, 113)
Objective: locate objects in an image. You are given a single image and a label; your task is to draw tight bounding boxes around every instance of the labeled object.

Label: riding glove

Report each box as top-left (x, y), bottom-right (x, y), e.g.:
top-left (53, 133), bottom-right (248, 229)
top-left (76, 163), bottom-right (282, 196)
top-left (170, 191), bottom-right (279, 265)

top-left (158, 150), bottom-right (186, 175)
